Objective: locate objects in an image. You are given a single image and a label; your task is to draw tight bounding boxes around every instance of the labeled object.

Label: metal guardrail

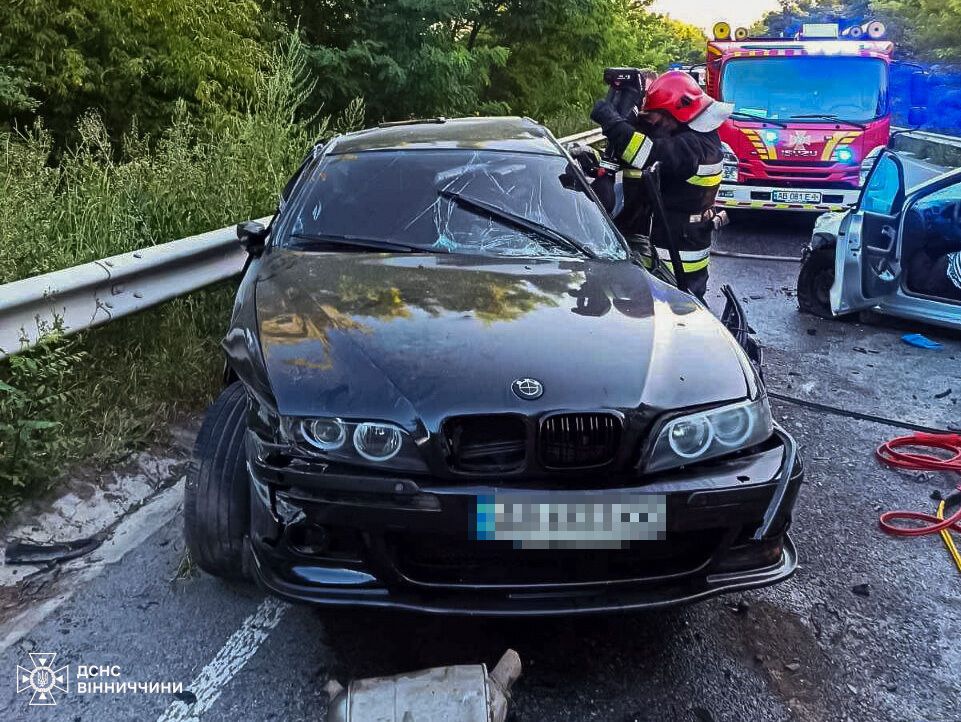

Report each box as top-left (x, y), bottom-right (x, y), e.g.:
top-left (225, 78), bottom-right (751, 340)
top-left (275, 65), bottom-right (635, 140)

top-left (0, 217), bottom-right (270, 359)
top-left (0, 129), bottom-right (602, 360)
top-left (891, 127), bottom-right (961, 168)
top-left (556, 128), bottom-right (604, 146)
top-left (894, 127), bottom-right (961, 149)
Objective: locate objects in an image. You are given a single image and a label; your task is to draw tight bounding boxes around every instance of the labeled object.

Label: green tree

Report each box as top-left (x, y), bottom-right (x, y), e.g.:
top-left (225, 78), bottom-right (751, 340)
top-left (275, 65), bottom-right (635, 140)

top-left (0, 0), bottom-right (267, 141)
top-left (752, 1), bottom-right (871, 34)
top-left (271, 0), bottom-right (704, 127)
top-left (271, 0), bottom-right (509, 120)
top-left (482, 0), bottom-right (704, 126)
top-left (875, 0), bottom-right (961, 60)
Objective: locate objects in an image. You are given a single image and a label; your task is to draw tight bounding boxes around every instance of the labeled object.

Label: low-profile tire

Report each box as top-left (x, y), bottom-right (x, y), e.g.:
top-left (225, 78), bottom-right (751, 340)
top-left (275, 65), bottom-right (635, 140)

top-left (797, 247), bottom-right (840, 319)
top-left (184, 382), bottom-right (251, 580)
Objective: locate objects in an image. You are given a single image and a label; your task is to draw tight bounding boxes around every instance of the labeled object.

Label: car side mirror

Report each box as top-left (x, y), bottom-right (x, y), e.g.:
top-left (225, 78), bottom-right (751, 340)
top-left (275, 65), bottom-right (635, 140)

top-left (908, 106), bottom-right (927, 128)
top-left (237, 220), bottom-right (268, 256)
top-left (910, 70), bottom-right (930, 107)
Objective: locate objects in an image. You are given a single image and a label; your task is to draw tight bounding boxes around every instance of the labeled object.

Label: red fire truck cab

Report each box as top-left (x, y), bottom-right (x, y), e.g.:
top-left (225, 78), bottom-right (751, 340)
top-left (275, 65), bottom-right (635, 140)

top-left (705, 21), bottom-right (895, 213)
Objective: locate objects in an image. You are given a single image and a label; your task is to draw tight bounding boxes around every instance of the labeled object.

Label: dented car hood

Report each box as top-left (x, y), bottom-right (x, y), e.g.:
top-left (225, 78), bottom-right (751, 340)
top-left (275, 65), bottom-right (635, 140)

top-left (247, 251), bottom-right (752, 428)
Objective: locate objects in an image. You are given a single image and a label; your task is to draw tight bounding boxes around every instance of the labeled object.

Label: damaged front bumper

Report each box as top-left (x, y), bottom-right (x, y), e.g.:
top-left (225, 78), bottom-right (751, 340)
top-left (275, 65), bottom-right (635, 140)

top-left (245, 426), bottom-right (803, 616)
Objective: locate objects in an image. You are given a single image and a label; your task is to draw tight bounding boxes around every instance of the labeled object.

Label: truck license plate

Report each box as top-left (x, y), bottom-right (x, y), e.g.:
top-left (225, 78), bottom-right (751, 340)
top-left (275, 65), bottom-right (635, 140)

top-left (473, 493), bottom-right (667, 549)
top-left (772, 190), bottom-right (822, 204)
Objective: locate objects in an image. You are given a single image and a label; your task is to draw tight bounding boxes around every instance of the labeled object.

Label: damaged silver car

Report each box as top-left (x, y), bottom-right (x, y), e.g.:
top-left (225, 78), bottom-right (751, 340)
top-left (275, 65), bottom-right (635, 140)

top-left (798, 148), bottom-right (961, 328)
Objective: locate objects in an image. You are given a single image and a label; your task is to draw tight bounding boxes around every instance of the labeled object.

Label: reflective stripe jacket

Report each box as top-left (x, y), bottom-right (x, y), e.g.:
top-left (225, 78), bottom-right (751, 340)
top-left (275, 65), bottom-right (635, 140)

top-left (601, 117), bottom-right (723, 273)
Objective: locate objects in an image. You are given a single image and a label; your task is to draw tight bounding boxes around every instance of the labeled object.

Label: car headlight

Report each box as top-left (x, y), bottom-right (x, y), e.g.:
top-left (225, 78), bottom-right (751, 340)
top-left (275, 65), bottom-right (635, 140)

top-left (353, 422), bottom-right (403, 462)
top-left (300, 418), bottom-right (347, 451)
top-left (284, 417), bottom-right (425, 470)
top-left (646, 398), bottom-right (773, 473)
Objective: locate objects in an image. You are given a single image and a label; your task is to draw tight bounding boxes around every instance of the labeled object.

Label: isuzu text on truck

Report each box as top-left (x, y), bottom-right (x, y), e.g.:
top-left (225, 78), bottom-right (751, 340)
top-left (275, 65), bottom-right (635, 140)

top-left (703, 20), bottom-right (923, 213)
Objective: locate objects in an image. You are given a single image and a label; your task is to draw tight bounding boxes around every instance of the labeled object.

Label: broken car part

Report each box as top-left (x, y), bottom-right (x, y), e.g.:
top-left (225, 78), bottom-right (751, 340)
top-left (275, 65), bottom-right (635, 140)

top-left (4, 536), bottom-right (103, 566)
top-left (325, 648), bottom-right (521, 722)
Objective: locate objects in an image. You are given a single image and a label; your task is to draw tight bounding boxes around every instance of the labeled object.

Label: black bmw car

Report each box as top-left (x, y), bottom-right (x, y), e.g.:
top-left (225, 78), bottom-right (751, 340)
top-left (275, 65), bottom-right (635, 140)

top-left (184, 117), bottom-right (803, 615)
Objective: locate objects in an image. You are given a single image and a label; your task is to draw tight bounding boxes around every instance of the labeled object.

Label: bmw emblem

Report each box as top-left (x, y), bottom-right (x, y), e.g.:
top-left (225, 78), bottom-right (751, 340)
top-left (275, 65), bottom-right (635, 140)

top-left (511, 377), bottom-right (544, 400)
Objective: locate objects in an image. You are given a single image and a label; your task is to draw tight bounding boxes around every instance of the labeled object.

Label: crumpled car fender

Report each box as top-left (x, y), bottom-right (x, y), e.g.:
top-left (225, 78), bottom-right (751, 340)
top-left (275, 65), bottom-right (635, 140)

top-left (809, 210), bottom-right (850, 250)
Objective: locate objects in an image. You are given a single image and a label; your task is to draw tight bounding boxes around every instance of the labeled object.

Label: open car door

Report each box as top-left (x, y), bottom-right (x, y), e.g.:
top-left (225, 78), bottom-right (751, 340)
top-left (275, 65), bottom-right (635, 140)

top-left (832, 149), bottom-right (906, 315)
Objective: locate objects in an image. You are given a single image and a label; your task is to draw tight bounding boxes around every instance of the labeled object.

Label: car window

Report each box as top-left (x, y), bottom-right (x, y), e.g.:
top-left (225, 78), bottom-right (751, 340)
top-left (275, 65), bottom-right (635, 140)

top-left (912, 179), bottom-right (961, 246)
top-left (722, 56), bottom-right (887, 122)
top-left (275, 149), bottom-right (626, 260)
top-left (915, 180), bottom-right (961, 209)
top-left (861, 154), bottom-right (902, 215)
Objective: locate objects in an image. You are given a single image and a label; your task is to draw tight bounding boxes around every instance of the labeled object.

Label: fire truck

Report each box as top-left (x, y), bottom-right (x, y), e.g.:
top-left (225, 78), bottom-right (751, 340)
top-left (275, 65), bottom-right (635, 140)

top-left (703, 20), bottom-right (917, 213)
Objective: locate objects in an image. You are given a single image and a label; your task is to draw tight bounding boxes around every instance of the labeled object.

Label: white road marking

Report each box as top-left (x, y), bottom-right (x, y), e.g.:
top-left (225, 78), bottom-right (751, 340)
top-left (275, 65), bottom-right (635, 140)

top-left (0, 480), bottom-right (186, 654)
top-left (155, 597), bottom-right (289, 722)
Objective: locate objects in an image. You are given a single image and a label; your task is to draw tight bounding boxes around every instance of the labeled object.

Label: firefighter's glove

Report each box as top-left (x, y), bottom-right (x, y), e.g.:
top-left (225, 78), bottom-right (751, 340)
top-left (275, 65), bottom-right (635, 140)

top-left (591, 100), bottom-right (625, 133)
top-left (569, 144), bottom-right (601, 177)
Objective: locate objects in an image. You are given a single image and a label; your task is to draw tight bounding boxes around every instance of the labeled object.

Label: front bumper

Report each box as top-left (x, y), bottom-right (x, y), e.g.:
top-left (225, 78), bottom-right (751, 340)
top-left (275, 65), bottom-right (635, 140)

top-left (246, 427), bottom-right (803, 616)
top-left (716, 183), bottom-right (859, 212)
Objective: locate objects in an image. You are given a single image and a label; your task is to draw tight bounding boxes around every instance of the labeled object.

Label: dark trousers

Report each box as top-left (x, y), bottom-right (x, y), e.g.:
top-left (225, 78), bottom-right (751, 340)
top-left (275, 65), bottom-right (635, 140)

top-left (655, 213), bottom-right (713, 301)
top-left (685, 267), bottom-right (709, 301)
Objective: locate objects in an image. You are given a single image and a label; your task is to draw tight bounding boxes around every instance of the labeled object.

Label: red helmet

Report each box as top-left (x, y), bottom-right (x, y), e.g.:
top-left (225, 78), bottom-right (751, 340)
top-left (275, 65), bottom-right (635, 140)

top-left (643, 71), bottom-right (731, 132)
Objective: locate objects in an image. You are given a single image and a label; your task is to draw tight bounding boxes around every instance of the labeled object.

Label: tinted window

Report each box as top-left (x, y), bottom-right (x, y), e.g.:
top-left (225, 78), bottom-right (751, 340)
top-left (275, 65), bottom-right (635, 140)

top-left (861, 154), bottom-right (902, 215)
top-left (722, 57), bottom-right (888, 122)
top-left (276, 149), bottom-right (626, 260)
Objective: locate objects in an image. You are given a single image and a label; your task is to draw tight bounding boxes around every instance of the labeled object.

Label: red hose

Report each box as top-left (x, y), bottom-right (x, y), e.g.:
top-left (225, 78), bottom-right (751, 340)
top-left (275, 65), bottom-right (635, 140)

top-left (877, 433), bottom-right (961, 536)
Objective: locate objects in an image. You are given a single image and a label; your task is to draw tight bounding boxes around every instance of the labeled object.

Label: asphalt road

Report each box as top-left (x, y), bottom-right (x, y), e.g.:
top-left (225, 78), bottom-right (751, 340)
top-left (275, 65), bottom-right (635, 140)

top-left (2, 156), bottom-right (959, 722)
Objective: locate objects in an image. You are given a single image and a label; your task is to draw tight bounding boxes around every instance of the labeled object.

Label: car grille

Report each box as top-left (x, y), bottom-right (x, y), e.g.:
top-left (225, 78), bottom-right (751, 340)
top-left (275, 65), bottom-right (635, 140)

top-left (389, 532), bottom-right (718, 586)
top-left (444, 415), bottom-right (527, 473)
top-left (540, 413), bottom-right (621, 468)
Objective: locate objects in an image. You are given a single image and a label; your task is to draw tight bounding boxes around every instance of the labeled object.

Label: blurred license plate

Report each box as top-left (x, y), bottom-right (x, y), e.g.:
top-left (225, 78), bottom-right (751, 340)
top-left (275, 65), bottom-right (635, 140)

top-left (473, 493), bottom-right (667, 549)
top-left (772, 190), bottom-right (821, 204)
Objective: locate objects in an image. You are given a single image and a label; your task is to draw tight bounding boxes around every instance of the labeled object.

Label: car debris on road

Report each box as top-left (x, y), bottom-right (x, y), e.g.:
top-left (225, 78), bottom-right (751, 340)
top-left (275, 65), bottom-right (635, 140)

top-left (325, 648), bottom-right (521, 722)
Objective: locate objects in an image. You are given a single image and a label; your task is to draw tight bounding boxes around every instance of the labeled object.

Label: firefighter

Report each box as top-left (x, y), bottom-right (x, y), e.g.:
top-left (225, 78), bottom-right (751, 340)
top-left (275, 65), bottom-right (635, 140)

top-left (590, 70), bottom-right (733, 299)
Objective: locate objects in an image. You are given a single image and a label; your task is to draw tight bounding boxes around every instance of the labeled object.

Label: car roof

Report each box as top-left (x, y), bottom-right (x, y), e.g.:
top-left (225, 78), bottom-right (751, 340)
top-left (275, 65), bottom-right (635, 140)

top-left (328, 116), bottom-right (563, 156)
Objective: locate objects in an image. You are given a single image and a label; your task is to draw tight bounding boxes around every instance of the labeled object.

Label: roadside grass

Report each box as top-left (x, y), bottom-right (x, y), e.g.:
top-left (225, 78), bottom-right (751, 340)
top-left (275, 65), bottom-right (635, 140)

top-left (0, 36), bottom-right (363, 513)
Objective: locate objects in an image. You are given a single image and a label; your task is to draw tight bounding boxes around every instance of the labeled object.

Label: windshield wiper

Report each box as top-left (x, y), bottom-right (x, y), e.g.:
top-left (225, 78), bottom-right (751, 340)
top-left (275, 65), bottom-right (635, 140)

top-left (438, 189), bottom-right (597, 259)
top-left (789, 114), bottom-right (866, 129)
top-left (287, 233), bottom-right (427, 253)
top-left (731, 111), bottom-right (787, 128)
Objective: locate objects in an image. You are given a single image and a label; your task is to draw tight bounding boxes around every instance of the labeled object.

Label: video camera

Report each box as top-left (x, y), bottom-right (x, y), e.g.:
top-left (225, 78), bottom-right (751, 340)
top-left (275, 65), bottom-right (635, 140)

top-left (603, 67), bottom-right (645, 122)
top-left (588, 67), bottom-right (647, 207)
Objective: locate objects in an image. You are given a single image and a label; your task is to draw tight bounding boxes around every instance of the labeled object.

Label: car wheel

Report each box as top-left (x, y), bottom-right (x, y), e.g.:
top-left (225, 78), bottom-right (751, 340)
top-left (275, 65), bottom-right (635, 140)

top-left (797, 248), bottom-right (841, 319)
top-left (184, 382), bottom-right (251, 580)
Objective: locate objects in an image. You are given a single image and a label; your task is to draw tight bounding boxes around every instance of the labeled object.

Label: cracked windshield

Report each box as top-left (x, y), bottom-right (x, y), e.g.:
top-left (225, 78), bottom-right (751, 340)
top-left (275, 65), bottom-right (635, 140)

top-left (280, 150), bottom-right (626, 259)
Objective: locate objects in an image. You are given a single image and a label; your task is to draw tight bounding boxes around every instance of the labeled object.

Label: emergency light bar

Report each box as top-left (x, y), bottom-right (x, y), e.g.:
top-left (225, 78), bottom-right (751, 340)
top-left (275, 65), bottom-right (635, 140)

top-left (801, 23), bottom-right (839, 39)
top-left (713, 18), bottom-right (886, 42)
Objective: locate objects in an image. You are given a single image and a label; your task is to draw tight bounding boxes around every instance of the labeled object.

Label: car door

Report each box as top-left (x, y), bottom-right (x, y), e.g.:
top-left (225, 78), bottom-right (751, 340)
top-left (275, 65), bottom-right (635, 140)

top-left (832, 149), bottom-right (907, 315)
top-left (875, 169), bottom-right (961, 329)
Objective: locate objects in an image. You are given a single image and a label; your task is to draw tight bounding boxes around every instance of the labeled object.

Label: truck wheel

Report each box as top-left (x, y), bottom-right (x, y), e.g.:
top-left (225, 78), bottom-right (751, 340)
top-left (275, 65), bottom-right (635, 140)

top-left (184, 382), bottom-right (251, 580)
top-left (797, 248), bottom-right (838, 319)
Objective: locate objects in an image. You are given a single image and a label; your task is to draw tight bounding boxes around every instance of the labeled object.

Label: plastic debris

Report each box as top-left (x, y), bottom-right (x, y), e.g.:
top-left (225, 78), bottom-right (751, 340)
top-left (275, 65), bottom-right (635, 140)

top-left (5, 537), bottom-right (103, 565)
top-left (901, 333), bottom-right (942, 350)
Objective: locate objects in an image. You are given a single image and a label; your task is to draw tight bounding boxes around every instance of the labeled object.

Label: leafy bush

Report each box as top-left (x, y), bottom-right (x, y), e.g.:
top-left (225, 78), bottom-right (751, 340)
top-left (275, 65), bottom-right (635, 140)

top-left (0, 328), bottom-right (86, 512)
top-left (0, 35), bottom-right (359, 509)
